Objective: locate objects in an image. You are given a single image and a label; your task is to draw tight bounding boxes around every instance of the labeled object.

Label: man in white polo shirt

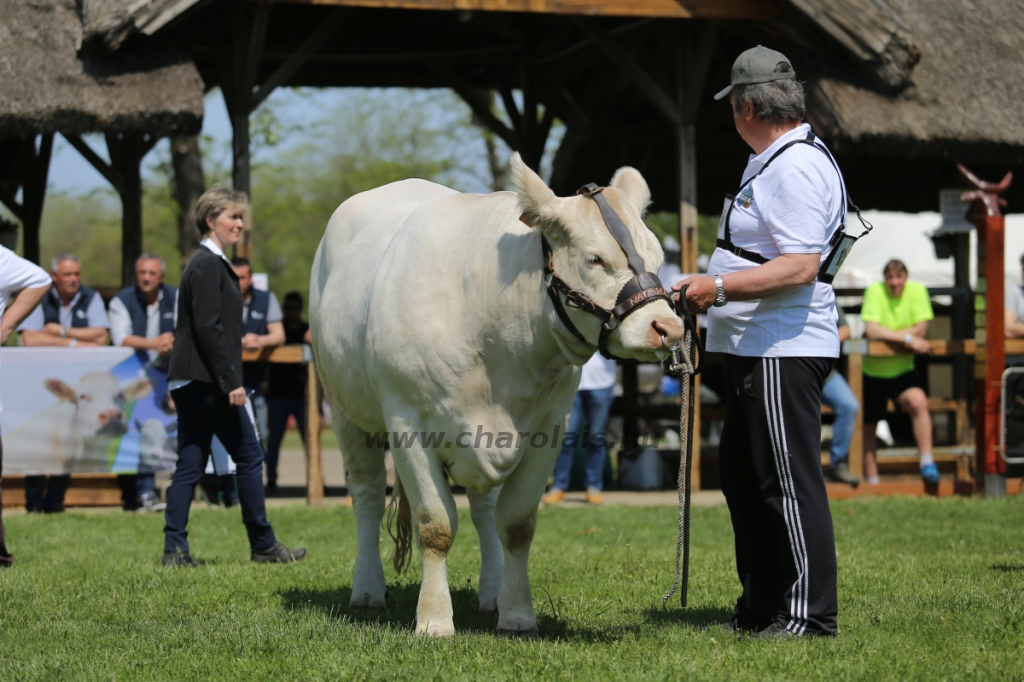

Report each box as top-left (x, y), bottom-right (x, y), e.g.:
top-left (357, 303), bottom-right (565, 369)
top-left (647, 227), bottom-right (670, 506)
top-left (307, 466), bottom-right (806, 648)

top-left (0, 245), bottom-right (52, 566)
top-left (676, 46), bottom-right (844, 638)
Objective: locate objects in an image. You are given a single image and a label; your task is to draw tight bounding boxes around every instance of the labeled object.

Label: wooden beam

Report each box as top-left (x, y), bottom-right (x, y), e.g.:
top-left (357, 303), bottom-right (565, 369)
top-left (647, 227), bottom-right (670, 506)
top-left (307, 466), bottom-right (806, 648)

top-left (266, 0), bottom-right (779, 20)
top-left (249, 7), bottom-right (353, 112)
top-left (63, 134), bottom-right (124, 195)
top-left (238, 1), bottom-right (272, 115)
top-left (573, 17), bottom-right (680, 125)
top-left (432, 64), bottom-right (520, 150)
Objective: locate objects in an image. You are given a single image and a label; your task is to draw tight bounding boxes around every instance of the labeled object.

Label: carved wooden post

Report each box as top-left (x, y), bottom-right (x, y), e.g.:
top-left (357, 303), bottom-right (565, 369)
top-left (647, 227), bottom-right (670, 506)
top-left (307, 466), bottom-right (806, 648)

top-left (960, 164), bottom-right (1012, 497)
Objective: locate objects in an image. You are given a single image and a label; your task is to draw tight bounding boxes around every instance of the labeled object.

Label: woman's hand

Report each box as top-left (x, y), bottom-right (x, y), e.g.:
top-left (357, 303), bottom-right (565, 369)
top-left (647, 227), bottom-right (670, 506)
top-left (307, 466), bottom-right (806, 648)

top-left (228, 386), bottom-right (248, 406)
top-left (672, 275), bottom-right (717, 313)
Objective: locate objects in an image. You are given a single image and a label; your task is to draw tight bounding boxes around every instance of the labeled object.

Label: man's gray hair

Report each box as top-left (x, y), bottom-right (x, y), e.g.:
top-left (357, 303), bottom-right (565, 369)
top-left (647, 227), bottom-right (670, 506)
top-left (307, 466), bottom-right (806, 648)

top-left (50, 253), bottom-right (80, 272)
top-left (731, 78), bottom-right (805, 125)
top-left (136, 252), bottom-right (166, 273)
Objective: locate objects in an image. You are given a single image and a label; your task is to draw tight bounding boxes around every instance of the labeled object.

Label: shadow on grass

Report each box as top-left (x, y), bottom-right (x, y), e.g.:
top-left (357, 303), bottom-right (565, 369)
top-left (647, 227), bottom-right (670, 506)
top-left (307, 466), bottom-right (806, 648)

top-left (991, 564), bottom-right (1024, 572)
top-left (643, 604), bottom-right (734, 630)
top-left (279, 584), bottom-right (653, 642)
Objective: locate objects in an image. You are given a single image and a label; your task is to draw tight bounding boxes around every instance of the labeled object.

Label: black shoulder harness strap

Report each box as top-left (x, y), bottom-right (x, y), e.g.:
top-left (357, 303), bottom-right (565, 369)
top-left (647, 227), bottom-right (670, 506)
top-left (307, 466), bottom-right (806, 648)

top-left (717, 130), bottom-right (862, 265)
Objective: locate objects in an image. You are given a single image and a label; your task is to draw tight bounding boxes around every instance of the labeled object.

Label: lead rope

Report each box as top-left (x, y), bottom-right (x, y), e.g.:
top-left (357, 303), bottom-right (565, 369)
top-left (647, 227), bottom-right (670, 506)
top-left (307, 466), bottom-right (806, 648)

top-left (663, 288), bottom-right (699, 608)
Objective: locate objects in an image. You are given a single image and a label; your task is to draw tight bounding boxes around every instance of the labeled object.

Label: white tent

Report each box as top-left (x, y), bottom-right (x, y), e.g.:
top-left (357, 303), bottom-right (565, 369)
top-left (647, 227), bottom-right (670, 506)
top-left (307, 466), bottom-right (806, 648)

top-left (835, 210), bottom-right (1024, 291)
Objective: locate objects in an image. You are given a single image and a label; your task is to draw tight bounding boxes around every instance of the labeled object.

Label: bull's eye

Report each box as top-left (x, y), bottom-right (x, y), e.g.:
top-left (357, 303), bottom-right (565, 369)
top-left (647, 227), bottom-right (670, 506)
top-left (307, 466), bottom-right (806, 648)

top-left (80, 394), bottom-right (90, 401)
top-left (586, 255), bottom-right (604, 267)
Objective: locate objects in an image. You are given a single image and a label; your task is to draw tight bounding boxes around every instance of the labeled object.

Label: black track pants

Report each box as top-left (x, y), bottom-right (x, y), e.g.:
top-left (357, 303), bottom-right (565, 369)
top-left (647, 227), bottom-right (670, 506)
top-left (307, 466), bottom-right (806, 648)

top-left (719, 355), bottom-right (838, 636)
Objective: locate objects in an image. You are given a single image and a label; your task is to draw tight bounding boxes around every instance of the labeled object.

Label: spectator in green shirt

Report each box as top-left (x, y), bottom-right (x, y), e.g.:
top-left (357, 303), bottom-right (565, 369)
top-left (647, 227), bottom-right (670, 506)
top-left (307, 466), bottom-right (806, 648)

top-left (860, 259), bottom-right (938, 485)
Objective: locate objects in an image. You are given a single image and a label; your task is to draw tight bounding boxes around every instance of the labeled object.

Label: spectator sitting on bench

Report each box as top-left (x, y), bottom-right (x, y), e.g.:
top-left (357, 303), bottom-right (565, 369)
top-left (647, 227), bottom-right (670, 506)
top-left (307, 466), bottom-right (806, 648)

top-left (821, 306), bottom-right (860, 487)
top-left (860, 259), bottom-right (937, 485)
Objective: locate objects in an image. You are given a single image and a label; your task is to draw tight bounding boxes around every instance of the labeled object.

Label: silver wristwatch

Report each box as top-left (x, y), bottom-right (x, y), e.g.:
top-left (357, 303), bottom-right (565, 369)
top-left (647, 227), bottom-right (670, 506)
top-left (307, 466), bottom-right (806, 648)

top-left (713, 275), bottom-right (727, 307)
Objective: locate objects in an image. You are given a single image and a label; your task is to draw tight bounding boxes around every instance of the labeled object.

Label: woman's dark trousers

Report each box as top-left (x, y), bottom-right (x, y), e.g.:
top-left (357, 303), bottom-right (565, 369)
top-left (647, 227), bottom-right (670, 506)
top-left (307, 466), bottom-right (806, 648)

top-left (164, 381), bottom-right (276, 554)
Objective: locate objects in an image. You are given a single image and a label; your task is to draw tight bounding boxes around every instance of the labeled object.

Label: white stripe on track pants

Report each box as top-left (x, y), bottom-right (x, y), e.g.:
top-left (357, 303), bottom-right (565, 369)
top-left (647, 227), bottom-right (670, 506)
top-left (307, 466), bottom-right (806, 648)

top-left (719, 355), bottom-right (838, 636)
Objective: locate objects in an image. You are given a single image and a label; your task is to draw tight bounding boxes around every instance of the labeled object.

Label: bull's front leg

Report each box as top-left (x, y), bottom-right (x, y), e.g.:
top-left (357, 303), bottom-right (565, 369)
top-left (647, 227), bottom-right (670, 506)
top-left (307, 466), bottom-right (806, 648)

top-left (389, 417), bottom-right (460, 637)
top-left (493, 447), bottom-right (558, 639)
top-left (467, 486), bottom-right (503, 615)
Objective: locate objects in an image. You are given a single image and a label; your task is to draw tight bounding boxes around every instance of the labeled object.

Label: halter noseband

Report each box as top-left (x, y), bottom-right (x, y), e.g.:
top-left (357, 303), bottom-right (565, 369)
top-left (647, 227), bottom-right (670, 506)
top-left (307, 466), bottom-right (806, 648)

top-left (541, 183), bottom-right (673, 360)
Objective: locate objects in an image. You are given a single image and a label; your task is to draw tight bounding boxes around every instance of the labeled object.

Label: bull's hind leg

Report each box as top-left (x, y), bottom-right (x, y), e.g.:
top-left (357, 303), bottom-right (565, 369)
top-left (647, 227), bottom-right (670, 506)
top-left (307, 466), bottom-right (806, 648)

top-left (334, 409), bottom-right (388, 610)
top-left (388, 415), bottom-right (459, 637)
top-left (467, 487), bottom-right (503, 615)
top-left (494, 447), bottom-right (558, 638)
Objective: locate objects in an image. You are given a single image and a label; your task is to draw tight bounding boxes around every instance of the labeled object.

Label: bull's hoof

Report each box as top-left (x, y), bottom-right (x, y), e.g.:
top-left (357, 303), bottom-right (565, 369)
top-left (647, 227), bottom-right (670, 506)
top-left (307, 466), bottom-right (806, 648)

top-left (349, 593), bottom-right (387, 610)
top-left (416, 621), bottom-right (456, 638)
top-left (496, 626), bottom-right (539, 640)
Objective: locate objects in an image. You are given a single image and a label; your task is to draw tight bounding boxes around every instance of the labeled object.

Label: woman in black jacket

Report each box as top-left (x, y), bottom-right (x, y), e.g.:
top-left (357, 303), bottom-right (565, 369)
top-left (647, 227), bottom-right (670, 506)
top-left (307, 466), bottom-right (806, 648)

top-left (164, 188), bottom-right (306, 566)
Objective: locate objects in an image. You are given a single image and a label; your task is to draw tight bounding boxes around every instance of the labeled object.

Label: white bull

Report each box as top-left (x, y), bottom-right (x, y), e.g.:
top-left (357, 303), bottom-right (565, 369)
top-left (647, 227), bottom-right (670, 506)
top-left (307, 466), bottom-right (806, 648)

top-left (310, 155), bottom-right (682, 637)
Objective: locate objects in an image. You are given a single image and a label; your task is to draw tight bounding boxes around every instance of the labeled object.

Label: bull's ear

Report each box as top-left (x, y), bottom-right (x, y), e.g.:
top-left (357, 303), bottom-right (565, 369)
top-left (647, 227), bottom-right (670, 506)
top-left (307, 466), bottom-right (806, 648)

top-left (45, 379), bottom-right (76, 403)
top-left (610, 166), bottom-right (652, 218)
top-left (510, 153), bottom-right (558, 228)
top-left (123, 378), bottom-right (153, 402)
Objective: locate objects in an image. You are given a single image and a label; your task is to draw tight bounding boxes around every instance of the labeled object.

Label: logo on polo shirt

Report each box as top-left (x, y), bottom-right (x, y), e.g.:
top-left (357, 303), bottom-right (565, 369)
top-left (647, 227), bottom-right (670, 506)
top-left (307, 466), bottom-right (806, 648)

top-left (251, 310), bottom-right (264, 319)
top-left (75, 309), bottom-right (87, 320)
top-left (739, 185), bottom-right (754, 209)
top-left (162, 312), bottom-right (173, 318)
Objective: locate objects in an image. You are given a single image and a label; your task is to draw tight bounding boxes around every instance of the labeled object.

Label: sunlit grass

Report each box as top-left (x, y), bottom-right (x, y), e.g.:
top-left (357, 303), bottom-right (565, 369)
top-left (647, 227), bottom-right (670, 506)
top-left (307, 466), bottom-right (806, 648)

top-left (0, 496), bottom-right (1021, 680)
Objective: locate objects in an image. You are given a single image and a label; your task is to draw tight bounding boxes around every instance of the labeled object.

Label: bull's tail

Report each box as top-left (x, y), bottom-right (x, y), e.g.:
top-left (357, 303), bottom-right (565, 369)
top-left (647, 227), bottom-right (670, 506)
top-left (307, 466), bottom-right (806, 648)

top-left (385, 475), bottom-right (412, 574)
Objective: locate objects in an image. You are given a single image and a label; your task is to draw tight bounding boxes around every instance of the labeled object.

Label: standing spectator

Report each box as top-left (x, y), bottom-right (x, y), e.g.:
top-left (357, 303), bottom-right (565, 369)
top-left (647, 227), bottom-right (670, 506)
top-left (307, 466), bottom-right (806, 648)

top-left (108, 253), bottom-right (176, 512)
top-left (675, 46), bottom-right (843, 637)
top-left (164, 187), bottom-right (305, 566)
top-left (230, 257), bottom-right (284, 444)
top-left (1004, 252), bottom-right (1024, 338)
top-left (542, 353), bottom-right (616, 505)
top-left (860, 259), bottom-right (937, 485)
top-left (19, 253), bottom-right (110, 513)
top-left (0, 245), bottom-right (52, 565)
top-left (264, 291), bottom-right (311, 493)
top-left (821, 307), bottom-right (860, 487)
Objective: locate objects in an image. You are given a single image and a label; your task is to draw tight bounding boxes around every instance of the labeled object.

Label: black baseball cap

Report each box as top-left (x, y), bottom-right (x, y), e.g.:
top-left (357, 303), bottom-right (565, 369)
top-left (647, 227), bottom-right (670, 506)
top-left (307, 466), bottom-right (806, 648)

top-left (714, 46), bottom-right (796, 101)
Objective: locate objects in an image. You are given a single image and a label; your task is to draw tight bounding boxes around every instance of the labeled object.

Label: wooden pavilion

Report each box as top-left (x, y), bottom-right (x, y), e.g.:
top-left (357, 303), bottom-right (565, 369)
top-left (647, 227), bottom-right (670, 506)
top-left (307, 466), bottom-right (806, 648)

top-left (0, 0), bottom-right (204, 285)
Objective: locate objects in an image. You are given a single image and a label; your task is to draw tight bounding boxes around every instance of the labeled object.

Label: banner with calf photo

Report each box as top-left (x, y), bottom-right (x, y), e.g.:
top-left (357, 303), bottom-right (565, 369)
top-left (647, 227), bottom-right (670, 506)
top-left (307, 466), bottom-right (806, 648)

top-left (0, 348), bottom-right (178, 475)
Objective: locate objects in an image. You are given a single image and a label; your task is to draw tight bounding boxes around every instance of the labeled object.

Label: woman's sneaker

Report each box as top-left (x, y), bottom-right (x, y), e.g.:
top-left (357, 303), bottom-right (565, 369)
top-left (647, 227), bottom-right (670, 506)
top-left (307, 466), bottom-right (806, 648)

top-left (920, 463), bottom-right (940, 484)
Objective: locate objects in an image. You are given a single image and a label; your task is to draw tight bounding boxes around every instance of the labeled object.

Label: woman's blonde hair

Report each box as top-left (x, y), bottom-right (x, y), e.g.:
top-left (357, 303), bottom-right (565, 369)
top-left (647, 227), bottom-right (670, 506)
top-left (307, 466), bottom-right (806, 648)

top-left (194, 187), bottom-right (248, 236)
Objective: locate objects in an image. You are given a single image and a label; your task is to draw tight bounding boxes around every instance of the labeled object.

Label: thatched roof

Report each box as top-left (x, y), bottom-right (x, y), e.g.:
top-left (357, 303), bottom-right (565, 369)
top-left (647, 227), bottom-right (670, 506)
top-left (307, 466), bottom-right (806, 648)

top-left (0, 0), bottom-right (204, 140)
top-left (805, 0), bottom-right (1024, 165)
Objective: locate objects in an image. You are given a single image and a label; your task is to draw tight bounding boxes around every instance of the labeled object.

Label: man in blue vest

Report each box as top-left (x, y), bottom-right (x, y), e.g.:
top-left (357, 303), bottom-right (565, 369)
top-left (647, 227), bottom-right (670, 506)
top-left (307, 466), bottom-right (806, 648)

top-left (231, 257), bottom-right (284, 445)
top-left (108, 253), bottom-right (177, 512)
top-left (18, 253), bottom-right (110, 512)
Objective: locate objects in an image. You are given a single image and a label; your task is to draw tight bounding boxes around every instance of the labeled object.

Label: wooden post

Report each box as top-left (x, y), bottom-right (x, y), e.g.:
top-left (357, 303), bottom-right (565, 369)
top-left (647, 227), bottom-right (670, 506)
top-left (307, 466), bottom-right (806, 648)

top-left (0, 134), bottom-right (54, 265)
top-left (960, 165), bottom-right (1012, 494)
top-left (305, 356), bottom-right (324, 507)
top-left (846, 344), bottom-right (864, 479)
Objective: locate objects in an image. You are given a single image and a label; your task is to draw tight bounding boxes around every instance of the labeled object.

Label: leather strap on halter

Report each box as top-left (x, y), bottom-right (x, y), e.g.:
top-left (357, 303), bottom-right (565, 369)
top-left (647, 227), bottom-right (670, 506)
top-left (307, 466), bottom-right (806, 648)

top-left (542, 236), bottom-right (611, 346)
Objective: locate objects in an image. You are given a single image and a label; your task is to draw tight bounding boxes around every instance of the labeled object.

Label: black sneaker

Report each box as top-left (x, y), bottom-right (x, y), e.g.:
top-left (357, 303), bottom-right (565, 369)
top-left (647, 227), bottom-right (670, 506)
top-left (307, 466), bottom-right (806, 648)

top-left (715, 612), bottom-right (759, 633)
top-left (251, 542), bottom-right (307, 564)
top-left (162, 551), bottom-right (198, 567)
top-left (746, 621), bottom-right (798, 640)
top-left (825, 461), bottom-right (860, 488)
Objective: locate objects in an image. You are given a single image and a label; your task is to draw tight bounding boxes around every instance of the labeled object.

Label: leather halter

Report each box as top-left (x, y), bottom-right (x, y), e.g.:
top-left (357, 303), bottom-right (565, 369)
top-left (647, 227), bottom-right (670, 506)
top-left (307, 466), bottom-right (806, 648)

top-left (541, 183), bottom-right (672, 360)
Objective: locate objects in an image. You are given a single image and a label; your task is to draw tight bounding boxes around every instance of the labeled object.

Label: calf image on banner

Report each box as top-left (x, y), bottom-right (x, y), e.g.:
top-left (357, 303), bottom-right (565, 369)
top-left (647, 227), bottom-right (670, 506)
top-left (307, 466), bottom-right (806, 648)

top-left (0, 348), bottom-right (178, 475)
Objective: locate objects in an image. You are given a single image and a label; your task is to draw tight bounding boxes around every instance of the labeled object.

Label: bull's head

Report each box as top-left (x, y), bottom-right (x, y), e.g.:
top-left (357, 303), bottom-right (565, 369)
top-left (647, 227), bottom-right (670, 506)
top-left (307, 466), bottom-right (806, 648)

top-left (511, 154), bottom-right (683, 362)
top-left (45, 372), bottom-right (154, 439)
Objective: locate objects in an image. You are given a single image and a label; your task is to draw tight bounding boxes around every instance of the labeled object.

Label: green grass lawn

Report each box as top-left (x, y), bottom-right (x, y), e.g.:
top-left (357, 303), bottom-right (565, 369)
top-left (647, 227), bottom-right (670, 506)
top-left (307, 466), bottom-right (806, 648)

top-left (0, 496), bottom-right (1021, 680)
